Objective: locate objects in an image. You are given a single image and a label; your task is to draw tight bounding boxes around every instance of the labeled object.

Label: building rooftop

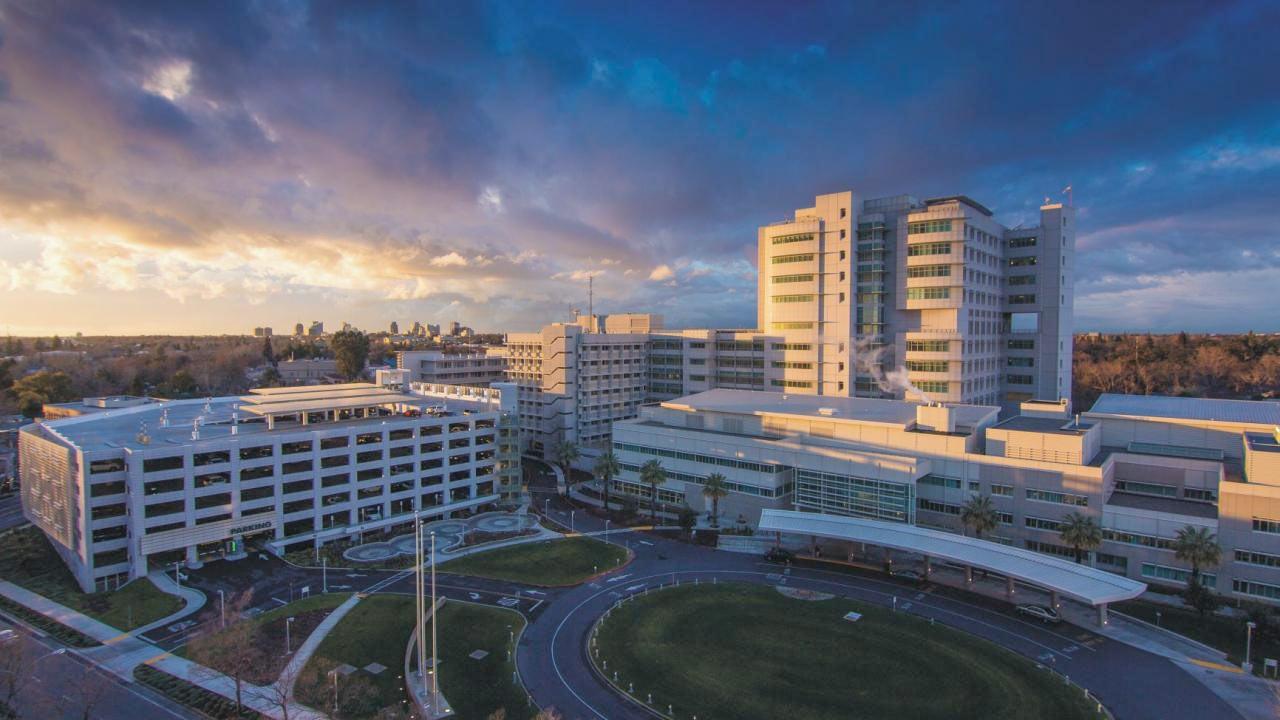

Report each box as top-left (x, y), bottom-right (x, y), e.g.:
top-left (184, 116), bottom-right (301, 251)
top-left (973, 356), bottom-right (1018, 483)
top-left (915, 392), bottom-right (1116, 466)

top-left (1088, 393), bottom-right (1280, 426)
top-left (992, 416), bottom-right (1094, 436)
top-left (1246, 432), bottom-right (1280, 454)
top-left (1105, 491), bottom-right (1219, 520)
top-left (662, 389), bottom-right (999, 431)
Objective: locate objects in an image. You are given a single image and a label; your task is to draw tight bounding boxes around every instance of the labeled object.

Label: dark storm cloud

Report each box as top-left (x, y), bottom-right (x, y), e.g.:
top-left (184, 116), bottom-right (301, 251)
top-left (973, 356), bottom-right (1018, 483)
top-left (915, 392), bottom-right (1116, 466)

top-left (0, 0), bottom-right (1277, 332)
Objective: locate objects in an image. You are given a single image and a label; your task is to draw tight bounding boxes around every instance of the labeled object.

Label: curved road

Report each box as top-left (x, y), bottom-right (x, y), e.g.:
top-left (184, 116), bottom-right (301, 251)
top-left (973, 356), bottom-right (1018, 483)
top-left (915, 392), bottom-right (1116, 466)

top-left (518, 496), bottom-right (1240, 720)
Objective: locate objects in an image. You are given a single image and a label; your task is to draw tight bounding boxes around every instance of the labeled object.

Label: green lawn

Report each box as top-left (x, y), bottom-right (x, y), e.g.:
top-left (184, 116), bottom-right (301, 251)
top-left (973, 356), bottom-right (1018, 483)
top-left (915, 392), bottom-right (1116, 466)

top-left (0, 526), bottom-right (183, 630)
top-left (595, 583), bottom-right (1104, 720)
top-left (440, 536), bottom-right (627, 586)
top-left (432, 602), bottom-right (530, 720)
top-left (297, 595), bottom-right (418, 719)
top-left (1114, 599), bottom-right (1277, 672)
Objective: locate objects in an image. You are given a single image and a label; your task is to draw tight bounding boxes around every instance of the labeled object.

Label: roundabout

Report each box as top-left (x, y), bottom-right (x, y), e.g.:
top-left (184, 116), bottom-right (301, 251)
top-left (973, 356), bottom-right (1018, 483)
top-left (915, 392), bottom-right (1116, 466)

top-left (591, 583), bottom-right (1103, 720)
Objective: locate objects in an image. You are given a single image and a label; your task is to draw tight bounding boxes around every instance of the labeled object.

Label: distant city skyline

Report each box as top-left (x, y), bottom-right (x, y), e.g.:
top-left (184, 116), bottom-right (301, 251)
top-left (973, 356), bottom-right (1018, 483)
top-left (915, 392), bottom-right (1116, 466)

top-left (1, 2), bottom-right (1278, 336)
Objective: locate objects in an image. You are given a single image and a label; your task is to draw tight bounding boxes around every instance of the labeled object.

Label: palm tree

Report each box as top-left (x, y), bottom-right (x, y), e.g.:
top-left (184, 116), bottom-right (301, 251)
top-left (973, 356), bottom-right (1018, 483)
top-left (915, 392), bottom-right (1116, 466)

top-left (701, 474), bottom-right (729, 528)
top-left (1173, 525), bottom-right (1222, 585)
top-left (593, 451), bottom-right (621, 513)
top-left (1058, 512), bottom-right (1102, 564)
top-left (959, 494), bottom-right (999, 539)
top-left (639, 460), bottom-right (667, 524)
top-left (552, 438), bottom-right (579, 496)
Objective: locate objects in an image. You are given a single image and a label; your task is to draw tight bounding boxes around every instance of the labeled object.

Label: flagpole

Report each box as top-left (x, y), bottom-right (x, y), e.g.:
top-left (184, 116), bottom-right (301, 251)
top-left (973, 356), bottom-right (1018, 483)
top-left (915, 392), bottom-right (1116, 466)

top-left (415, 515), bottom-right (426, 704)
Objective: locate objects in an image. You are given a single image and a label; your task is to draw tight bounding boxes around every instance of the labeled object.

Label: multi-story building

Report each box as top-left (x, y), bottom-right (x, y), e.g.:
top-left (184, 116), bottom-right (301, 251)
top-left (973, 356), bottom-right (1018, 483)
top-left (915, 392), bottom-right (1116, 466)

top-left (19, 382), bottom-right (516, 592)
top-left (757, 191), bottom-right (1073, 413)
top-left (397, 349), bottom-right (509, 387)
top-left (609, 390), bottom-right (1280, 604)
top-left (277, 358), bottom-right (339, 384)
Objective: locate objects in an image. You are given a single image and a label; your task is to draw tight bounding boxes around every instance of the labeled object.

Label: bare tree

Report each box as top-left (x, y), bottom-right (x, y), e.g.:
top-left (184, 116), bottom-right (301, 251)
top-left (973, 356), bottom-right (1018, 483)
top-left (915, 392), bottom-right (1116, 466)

top-left (0, 633), bottom-right (35, 719)
top-left (55, 663), bottom-right (114, 720)
top-left (186, 591), bottom-right (262, 713)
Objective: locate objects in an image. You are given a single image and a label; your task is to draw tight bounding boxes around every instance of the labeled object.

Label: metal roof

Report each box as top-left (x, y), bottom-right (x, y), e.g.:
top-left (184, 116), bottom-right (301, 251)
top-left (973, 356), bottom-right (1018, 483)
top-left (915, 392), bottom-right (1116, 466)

top-left (1088, 393), bottom-right (1280, 426)
top-left (663, 389), bottom-right (999, 431)
top-left (238, 391), bottom-right (427, 416)
top-left (248, 383), bottom-right (380, 395)
top-left (758, 509), bottom-right (1146, 606)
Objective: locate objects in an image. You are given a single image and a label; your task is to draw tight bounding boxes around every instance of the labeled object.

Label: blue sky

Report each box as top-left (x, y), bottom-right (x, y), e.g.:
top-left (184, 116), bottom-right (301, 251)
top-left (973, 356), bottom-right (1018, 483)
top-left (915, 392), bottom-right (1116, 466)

top-left (0, 0), bottom-right (1277, 335)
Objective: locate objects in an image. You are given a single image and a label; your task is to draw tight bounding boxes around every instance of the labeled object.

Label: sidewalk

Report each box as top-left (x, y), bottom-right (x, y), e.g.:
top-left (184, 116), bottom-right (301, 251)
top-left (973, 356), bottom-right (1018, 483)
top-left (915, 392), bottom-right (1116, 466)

top-left (277, 593), bottom-right (361, 697)
top-left (132, 570), bottom-right (207, 636)
top-left (0, 579), bottom-right (325, 720)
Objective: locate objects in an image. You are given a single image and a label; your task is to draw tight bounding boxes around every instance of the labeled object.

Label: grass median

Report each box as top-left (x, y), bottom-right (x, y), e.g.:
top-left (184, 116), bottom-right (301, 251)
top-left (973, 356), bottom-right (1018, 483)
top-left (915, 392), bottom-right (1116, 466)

top-left (595, 583), bottom-right (1104, 720)
top-left (440, 536), bottom-right (627, 586)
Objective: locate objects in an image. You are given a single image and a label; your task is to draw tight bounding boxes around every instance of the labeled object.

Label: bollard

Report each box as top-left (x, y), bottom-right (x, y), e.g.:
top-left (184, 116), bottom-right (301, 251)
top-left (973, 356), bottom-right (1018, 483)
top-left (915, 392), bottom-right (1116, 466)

top-left (668, 705), bottom-right (673, 715)
top-left (614, 671), bottom-right (618, 682)
top-left (647, 693), bottom-right (652, 704)
top-left (629, 682), bottom-right (633, 693)
top-left (603, 660), bottom-right (607, 670)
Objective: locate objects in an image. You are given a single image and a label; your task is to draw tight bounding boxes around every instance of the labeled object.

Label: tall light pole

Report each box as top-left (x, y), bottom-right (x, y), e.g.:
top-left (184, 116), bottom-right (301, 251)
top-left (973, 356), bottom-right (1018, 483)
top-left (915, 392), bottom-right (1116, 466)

top-left (285, 616), bottom-right (295, 655)
top-left (1245, 621), bottom-right (1258, 673)
top-left (217, 589), bottom-right (226, 629)
top-left (415, 513), bottom-right (426, 705)
top-left (605, 519), bottom-right (610, 541)
top-left (570, 510), bottom-right (575, 533)
top-left (431, 530), bottom-right (439, 712)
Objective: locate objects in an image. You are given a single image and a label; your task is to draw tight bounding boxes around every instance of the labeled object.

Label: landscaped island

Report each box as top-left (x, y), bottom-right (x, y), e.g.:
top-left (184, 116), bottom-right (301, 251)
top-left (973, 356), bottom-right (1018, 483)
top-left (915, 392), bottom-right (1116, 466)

top-left (594, 583), bottom-right (1103, 720)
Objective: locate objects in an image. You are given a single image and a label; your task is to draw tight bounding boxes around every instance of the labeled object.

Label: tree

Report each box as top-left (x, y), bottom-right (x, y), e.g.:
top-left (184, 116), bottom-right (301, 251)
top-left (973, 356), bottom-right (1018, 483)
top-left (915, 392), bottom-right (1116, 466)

top-left (639, 459), bottom-right (667, 524)
top-left (186, 592), bottom-right (261, 713)
top-left (258, 365), bottom-right (282, 387)
top-left (1184, 578), bottom-right (1220, 618)
top-left (593, 451), bottom-right (620, 512)
top-left (553, 439), bottom-right (579, 496)
top-left (677, 504), bottom-right (697, 536)
top-left (330, 329), bottom-right (370, 380)
top-left (1058, 512), bottom-right (1102, 564)
top-left (162, 369), bottom-right (199, 398)
top-left (261, 336), bottom-right (276, 366)
top-left (960, 494), bottom-right (999, 539)
top-left (701, 473), bottom-right (729, 528)
top-left (1173, 525), bottom-right (1222, 585)
top-left (8, 369), bottom-right (76, 417)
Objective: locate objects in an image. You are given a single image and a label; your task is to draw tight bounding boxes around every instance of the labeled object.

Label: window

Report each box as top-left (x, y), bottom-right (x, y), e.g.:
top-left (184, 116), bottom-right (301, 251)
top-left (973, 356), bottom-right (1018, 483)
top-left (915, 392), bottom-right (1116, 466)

top-left (321, 455), bottom-right (349, 468)
top-left (771, 232), bottom-right (814, 245)
top-left (144, 478), bottom-right (184, 495)
top-left (1008, 274), bottom-right (1036, 286)
top-left (240, 466), bottom-right (273, 482)
top-left (282, 460), bottom-right (313, 475)
top-left (195, 472), bottom-right (229, 488)
top-left (916, 381), bottom-right (949, 394)
top-left (1007, 357), bottom-right (1034, 367)
top-left (1142, 563), bottom-right (1215, 588)
top-left (917, 498), bottom-right (961, 515)
top-left (772, 343), bottom-right (812, 351)
top-left (320, 436), bottom-right (349, 450)
top-left (907, 220), bottom-right (952, 234)
top-left (991, 484), bottom-right (1013, 497)
top-left (918, 475), bottom-right (961, 489)
top-left (771, 322), bottom-right (814, 330)
top-left (357, 450), bottom-right (383, 463)
top-left (1008, 256), bottom-right (1037, 267)
top-left (770, 379), bottom-right (813, 389)
top-left (771, 253), bottom-right (814, 265)
top-left (1008, 237), bottom-right (1037, 248)
top-left (1253, 518), bottom-right (1280, 534)
top-left (1009, 312), bottom-right (1039, 333)
top-left (195, 493), bottom-right (231, 510)
top-left (771, 294), bottom-right (815, 303)
top-left (241, 485), bottom-right (274, 502)
top-left (281, 441), bottom-right (312, 455)
top-left (92, 525), bottom-right (128, 543)
top-left (1007, 374), bottom-right (1035, 385)
top-left (93, 503), bottom-right (127, 520)
top-left (906, 340), bottom-right (949, 352)
top-left (1235, 549), bottom-right (1280, 568)
top-left (906, 287), bottom-right (950, 300)
top-left (1234, 579), bottom-right (1280, 600)
top-left (1184, 488), bottom-right (1217, 502)
top-left (1114, 480), bottom-right (1176, 497)
top-left (145, 500), bottom-right (184, 518)
top-left (356, 432), bottom-right (382, 445)
top-left (389, 429), bottom-right (414, 441)
top-left (1026, 489), bottom-right (1088, 506)
top-left (1008, 294), bottom-right (1037, 304)
top-left (907, 242), bottom-right (951, 256)
top-left (1007, 339), bottom-right (1035, 350)
top-left (906, 264), bottom-right (951, 278)
top-left (905, 360), bottom-right (948, 373)
top-left (1103, 529), bottom-right (1175, 551)
top-left (143, 456), bottom-right (184, 473)
top-left (771, 361), bottom-right (813, 369)
top-left (90, 481), bottom-right (126, 497)
top-left (1025, 516), bottom-right (1064, 531)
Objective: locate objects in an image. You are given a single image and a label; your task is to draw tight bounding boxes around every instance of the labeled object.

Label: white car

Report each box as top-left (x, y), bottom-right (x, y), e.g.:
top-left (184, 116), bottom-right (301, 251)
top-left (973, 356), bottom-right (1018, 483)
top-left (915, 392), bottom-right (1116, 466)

top-left (1016, 604), bottom-right (1061, 624)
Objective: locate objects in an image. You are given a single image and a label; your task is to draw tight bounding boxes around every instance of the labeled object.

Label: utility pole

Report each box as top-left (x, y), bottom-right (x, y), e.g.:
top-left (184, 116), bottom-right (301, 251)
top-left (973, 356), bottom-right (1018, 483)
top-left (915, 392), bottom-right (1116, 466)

top-left (431, 530), bottom-right (439, 711)
top-left (588, 275), bottom-right (594, 331)
top-left (415, 514), bottom-right (426, 705)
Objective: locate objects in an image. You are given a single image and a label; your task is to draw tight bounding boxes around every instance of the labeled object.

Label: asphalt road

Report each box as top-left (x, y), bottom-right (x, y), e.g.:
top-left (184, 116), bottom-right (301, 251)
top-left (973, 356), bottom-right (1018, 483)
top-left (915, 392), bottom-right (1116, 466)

top-left (0, 494), bottom-right (27, 532)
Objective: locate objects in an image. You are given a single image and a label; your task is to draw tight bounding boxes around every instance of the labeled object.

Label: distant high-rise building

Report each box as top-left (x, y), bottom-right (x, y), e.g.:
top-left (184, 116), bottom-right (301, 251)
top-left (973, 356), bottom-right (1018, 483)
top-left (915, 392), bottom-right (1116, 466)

top-left (295, 322), bottom-right (305, 337)
top-left (341, 321), bottom-right (352, 332)
top-left (308, 321), bottom-right (324, 337)
top-left (449, 321), bottom-right (462, 336)
top-left (410, 321), bottom-right (424, 337)
top-left (390, 321), bottom-right (399, 335)
top-left (427, 323), bottom-right (441, 337)
top-left (253, 327), bottom-right (265, 337)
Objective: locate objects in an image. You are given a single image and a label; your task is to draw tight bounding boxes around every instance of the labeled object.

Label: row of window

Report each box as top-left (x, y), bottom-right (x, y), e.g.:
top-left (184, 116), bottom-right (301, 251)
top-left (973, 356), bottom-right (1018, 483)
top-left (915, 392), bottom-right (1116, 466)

top-left (612, 442), bottom-right (788, 475)
top-left (907, 242), bottom-right (952, 257)
top-left (617, 462), bottom-right (788, 498)
top-left (1026, 488), bottom-right (1088, 506)
top-left (771, 232), bottom-right (814, 245)
top-left (906, 340), bottom-right (950, 353)
top-left (907, 219), bottom-right (953, 234)
top-left (771, 361), bottom-right (813, 369)
top-left (772, 322), bottom-right (814, 330)
top-left (771, 379), bottom-right (814, 388)
top-left (1008, 237), bottom-right (1038, 248)
top-left (906, 287), bottom-right (950, 300)
top-left (1142, 563), bottom-right (1216, 588)
top-left (771, 343), bottom-right (812, 351)
top-left (906, 264), bottom-right (951, 278)
top-left (772, 273), bottom-right (814, 284)
top-left (771, 253), bottom-right (814, 265)
top-left (905, 360), bottom-right (949, 373)
top-left (772, 294), bottom-right (814, 303)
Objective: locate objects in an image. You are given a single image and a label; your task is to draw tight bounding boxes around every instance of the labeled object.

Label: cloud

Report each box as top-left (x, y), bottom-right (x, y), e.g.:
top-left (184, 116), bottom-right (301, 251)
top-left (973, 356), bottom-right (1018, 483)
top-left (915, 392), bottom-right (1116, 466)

top-left (648, 264), bottom-right (674, 281)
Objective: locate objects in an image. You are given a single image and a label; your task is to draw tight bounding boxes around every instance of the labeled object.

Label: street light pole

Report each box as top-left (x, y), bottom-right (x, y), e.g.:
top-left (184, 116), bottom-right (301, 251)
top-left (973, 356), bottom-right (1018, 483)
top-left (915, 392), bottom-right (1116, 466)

top-left (431, 530), bottom-right (439, 712)
top-left (217, 589), bottom-right (225, 629)
top-left (605, 519), bottom-right (610, 541)
top-left (1245, 621), bottom-right (1257, 673)
top-left (570, 510), bottom-right (575, 533)
top-left (285, 617), bottom-right (295, 655)
top-left (322, 556), bottom-right (328, 594)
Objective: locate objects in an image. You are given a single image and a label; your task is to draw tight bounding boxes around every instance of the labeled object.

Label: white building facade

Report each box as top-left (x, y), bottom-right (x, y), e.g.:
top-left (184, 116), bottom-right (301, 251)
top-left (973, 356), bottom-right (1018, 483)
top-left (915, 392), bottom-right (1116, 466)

top-left (20, 383), bottom-right (517, 592)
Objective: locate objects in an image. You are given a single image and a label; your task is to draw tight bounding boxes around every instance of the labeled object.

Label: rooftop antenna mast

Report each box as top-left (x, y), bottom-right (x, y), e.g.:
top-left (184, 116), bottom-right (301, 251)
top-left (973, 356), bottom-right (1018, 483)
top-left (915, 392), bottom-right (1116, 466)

top-left (1062, 184), bottom-right (1073, 207)
top-left (588, 275), bottom-right (594, 332)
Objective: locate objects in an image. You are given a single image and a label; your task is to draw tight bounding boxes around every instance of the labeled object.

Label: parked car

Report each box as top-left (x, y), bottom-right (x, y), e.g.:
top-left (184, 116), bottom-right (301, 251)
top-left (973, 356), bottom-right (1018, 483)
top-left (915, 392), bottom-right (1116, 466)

top-left (1016, 604), bottom-right (1062, 624)
top-left (765, 547), bottom-right (793, 563)
top-left (166, 620), bottom-right (198, 633)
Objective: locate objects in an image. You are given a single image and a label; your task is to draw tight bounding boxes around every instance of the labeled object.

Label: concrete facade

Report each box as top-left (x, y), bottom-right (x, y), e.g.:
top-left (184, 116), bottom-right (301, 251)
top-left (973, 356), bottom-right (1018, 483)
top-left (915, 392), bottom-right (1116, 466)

top-left (611, 390), bottom-right (1280, 604)
top-left (396, 349), bottom-right (509, 387)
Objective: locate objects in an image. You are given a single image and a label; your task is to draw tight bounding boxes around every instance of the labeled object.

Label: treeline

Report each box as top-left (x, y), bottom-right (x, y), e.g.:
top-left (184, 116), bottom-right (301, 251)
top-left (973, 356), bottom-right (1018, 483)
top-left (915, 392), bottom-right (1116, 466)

top-left (1073, 332), bottom-right (1280, 410)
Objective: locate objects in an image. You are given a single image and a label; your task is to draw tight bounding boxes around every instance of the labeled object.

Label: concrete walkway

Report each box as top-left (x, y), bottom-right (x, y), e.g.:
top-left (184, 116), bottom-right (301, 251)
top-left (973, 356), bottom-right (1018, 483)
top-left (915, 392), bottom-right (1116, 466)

top-left (276, 592), bottom-right (361, 698)
top-left (131, 570), bottom-right (206, 636)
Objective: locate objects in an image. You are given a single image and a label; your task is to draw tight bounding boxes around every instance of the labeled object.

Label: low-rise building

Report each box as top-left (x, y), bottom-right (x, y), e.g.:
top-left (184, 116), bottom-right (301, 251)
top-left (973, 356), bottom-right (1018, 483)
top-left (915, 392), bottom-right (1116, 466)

top-left (19, 382), bottom-right (517, 592)
top-left (278, 358), bottom-right (339, 384)
top-left (397, 349), bottom-right (508, 387)
top-left (610, 390), bottom-right (1280, 604)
